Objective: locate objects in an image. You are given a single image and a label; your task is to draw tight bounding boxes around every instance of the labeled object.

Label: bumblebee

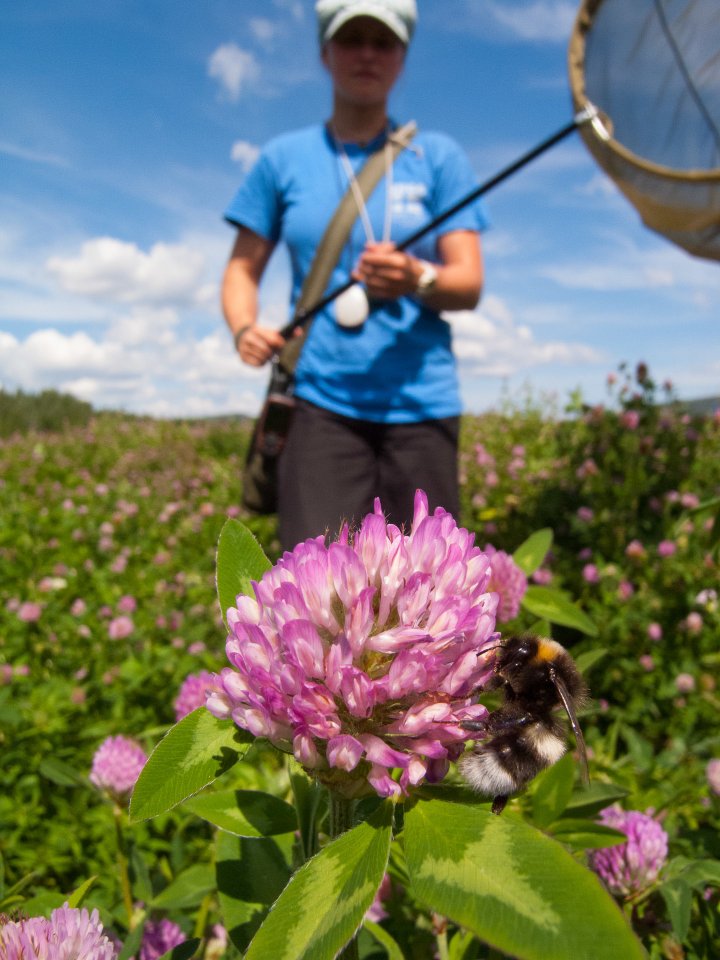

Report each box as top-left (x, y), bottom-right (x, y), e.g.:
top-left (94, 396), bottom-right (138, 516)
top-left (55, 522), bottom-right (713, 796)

top-left (459, 634), bottom-right (589, 814)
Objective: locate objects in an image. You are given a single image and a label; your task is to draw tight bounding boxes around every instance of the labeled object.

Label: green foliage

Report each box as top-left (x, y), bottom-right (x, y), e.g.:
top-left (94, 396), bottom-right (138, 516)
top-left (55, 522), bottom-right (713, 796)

top-left (520, 585), bottom-right (597, 636)
top-left (404, 798), bottom-right (644, 960)
top-left (0, 387), bottom-right (93, 436)
top-left (243, 802), bottom-right (394, 960)
top-left (2, 368), bottom-right (719, 959)
top-left (157, 940), bottom-right (202, 960)
top-left (512, 528), bottom-right (553, 575)
top-left (129, 709), bottom-right (251, 822)
top-left (215, 519), bottom-right (272, 626)
top-left (182, 789), bottom-right (297, 838)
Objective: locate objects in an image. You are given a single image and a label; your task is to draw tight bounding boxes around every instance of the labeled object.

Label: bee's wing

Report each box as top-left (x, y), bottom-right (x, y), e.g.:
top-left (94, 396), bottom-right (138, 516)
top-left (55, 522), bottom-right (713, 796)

top-left (552, 671), bottom-right (590, 787)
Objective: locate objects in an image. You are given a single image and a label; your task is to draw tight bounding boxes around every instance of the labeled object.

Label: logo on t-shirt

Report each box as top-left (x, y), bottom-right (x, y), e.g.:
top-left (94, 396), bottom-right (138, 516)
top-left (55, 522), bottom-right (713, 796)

top-left (390, 182), bottom-right (427, 220)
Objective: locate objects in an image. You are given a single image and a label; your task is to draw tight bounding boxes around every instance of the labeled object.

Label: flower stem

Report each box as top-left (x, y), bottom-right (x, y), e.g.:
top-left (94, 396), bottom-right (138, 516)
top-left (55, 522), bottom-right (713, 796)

top-left (113, 806), bottom-right (135, 930)
top-left (436, 928), bottom-right (449, 960)
top-left (329, 791), bottom-right (356, 840)
top-left (329, 791), bottom-right (358, 960)
top-left (433, 914), bottom-right (449, 960)
top-left (290, 768), bottom-right (323, 864)
top-left (193, 892), bottom-right (212, 939)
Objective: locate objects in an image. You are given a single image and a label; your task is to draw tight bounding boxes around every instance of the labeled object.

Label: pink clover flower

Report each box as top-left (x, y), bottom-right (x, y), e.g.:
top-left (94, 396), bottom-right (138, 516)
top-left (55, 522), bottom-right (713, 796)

top-left (590, 806), bottom-right (668, 896)
top-left (89, 735), bottom-right (147, 800)
top-left (0, 903), bottom-right (117, 960)
top-left (208, 491), bottom-right (498, 797)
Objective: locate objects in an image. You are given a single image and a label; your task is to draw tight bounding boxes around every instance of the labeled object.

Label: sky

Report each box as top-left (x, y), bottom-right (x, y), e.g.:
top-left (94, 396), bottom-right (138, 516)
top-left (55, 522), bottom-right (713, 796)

top-left (2, 0), bottom-right (719, 419)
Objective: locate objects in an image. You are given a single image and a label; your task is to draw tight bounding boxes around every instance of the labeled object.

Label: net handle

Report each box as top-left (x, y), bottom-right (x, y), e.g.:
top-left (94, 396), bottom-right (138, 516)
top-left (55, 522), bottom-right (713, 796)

top-left (280, 109), bottom-right (596, 339)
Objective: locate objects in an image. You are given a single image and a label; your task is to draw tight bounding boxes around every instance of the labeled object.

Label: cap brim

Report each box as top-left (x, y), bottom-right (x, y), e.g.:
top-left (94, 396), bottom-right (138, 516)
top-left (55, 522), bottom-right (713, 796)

top-left (323, 8), bottom-right (409, 44)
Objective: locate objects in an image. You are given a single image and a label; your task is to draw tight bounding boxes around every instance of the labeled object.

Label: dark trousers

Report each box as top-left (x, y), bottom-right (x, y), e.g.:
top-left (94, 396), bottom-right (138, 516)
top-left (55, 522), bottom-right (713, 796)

top-left (278, 398), bottom-right (460, 551)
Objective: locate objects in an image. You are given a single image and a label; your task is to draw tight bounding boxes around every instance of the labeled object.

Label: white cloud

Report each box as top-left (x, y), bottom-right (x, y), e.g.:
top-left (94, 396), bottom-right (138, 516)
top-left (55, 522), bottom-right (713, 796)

top-left (481, 230), bottom-right (522, 258)
top-left (250, 17), bottom-right (279, 44)
top-left (448, 0), bottom-right (576, 43)
top-left (579, 172), bottom-right (621, 199)
top-left (231, 140), bottom-right (261, 172)
top-left (272, 0), bottom-right (305, 21)
top-left (107, 306), bottom-right (179, 347)
top-left (1, 329), bottom-right (122, 383)
top-left (542, 260), bottom-right (675, 291)
top-left (538, 239), bottom-right (716, 293)
top-left (0, 288), bottom-right (106, 324)
top-left (0, 140), bottom-right (71, 169)
top-left (485, 1), bottom-right (576, 42)
top-left (0, 320), bottom-right (267, 418)
top-left (449, 295), bottom-right (604, 378)
top-left (208, 43), bottom-right (260, 100)
top-left (3, 287), bottom-right (604, 420)
top-left (47, 237), bottom-right (206, 304)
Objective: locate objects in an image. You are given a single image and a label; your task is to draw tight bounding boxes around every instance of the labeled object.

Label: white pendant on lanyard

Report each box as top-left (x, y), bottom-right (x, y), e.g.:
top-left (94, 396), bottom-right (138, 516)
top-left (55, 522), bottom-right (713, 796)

top-left (335, 283), bottom-right (370, 328)
top-left (332, 128), bottom-right (393, 329)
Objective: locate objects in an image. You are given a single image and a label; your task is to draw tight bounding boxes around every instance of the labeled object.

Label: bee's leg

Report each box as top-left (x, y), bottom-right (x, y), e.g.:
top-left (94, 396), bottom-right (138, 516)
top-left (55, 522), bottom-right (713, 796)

top-left (460, 720), bottom-right (486, 732)
top-left (491, 794), bottom-right (509, 815)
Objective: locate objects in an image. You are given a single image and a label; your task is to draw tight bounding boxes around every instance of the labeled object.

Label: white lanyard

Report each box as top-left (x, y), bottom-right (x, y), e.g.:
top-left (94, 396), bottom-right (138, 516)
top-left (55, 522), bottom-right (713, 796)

top-left (332, 129), bottom-right (394, 245)
top-left (330, 126), bottom-right (395, 328)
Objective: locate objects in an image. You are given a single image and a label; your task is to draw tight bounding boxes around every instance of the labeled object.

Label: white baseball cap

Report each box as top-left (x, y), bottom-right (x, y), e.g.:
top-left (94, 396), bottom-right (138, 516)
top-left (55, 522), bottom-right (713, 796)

top-left (316, 0), bottom-right (418, 46)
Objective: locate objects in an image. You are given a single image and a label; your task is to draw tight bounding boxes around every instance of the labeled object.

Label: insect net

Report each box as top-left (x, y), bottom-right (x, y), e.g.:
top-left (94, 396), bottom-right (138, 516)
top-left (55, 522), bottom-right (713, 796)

top-left (568, 0), bottom-right (720, 261)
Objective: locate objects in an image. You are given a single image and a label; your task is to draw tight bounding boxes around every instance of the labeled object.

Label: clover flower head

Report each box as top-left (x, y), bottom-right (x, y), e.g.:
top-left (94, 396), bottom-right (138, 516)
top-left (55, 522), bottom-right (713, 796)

top-left (657, 540), bottom-right (677, 558)
top-left (174, 671), bottom-right (221, 721)
top-left (620, 410), bottom-right (640, 430)
top-left (107, 616), bottom-right (134, 640)
top-left (675, 673), bottom-right (695, 694)
top-left (531, 568), bottom-right (552, 585)
top-left (17, 602), bottom-right (42, 623)
top-left (207, 491), bottom-right (499, 798)
top-left (90, 735), bottom-right (147, 800)
top-left (590, 806), bottom-right (668, 897)
top-left (617, 580), bottom-right (634, 601)
top-left (203, 925), bottom-right (228, 960)
top-left (364, 873), bottom-right (393, 923)
top-left (695, 588), bottom-right (717, 610)
top-left (0, 903), bottom-right (117, 960)
top-left (138, 919), bottom-right (185, 960)
top-left (474, 443), bottom-right (495, 468)
top-left (483, 545), bottom-right (527, 622)
top-left (625, 539), bottom-right (646, 559)
top-left (707, 759), bottom-right (720, 796)
top-left (117, 595), bottom-right (137, 614)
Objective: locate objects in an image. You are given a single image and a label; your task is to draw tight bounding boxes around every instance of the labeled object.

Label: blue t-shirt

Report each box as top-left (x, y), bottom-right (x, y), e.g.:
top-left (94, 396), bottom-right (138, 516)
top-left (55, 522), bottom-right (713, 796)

top-left (224, 124), bottom-right (487, 423)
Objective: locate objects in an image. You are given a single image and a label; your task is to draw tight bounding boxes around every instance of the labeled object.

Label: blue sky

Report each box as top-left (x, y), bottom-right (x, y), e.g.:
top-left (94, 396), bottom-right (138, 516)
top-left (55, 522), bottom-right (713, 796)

top-left (2, 0), bottom-right (718, 418)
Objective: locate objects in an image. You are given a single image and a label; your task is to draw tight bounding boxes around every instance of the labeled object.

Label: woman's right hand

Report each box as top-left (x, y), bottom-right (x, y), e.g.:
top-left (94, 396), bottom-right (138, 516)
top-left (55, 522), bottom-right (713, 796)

top-left (235, 324), bottom-right (286, 366)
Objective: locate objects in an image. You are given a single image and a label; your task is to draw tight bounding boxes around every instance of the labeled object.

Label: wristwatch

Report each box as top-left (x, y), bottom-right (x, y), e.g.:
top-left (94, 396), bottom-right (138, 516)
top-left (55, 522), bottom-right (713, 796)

top-left (415, 260), bottom-right (438, 298)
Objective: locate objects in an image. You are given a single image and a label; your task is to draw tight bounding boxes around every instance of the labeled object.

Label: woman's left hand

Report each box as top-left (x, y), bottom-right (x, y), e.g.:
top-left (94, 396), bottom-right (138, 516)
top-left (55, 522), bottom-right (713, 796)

top-left (353, 241), bottom-right (422, 300)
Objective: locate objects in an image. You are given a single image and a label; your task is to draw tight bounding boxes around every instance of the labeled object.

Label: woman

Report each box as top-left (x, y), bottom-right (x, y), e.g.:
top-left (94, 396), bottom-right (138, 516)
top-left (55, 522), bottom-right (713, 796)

top-left (222, 0), bottom-right (487, 550)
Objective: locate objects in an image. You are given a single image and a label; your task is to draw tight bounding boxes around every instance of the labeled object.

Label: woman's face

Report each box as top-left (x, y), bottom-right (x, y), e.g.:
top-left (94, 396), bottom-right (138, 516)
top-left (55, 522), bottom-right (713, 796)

top-left (322, 16), bottom-right (406, 108)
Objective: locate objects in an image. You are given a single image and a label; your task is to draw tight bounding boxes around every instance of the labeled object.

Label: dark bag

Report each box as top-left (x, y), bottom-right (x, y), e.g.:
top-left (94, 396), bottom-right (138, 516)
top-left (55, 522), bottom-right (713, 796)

top-left (240, 121), bottom-right (418, 514)
top-left (241, 360), bottom-right (296, 514)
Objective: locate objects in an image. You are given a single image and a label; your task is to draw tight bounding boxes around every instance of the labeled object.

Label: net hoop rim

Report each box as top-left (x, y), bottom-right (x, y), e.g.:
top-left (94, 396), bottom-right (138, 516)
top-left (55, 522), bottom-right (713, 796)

top-left (568, 0), bottom-right (720, 184)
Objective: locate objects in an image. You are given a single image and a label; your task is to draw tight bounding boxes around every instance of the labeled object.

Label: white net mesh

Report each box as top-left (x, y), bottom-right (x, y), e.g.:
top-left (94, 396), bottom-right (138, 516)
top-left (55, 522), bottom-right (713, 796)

top-left (569, 0), bottom-right (720, 260)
